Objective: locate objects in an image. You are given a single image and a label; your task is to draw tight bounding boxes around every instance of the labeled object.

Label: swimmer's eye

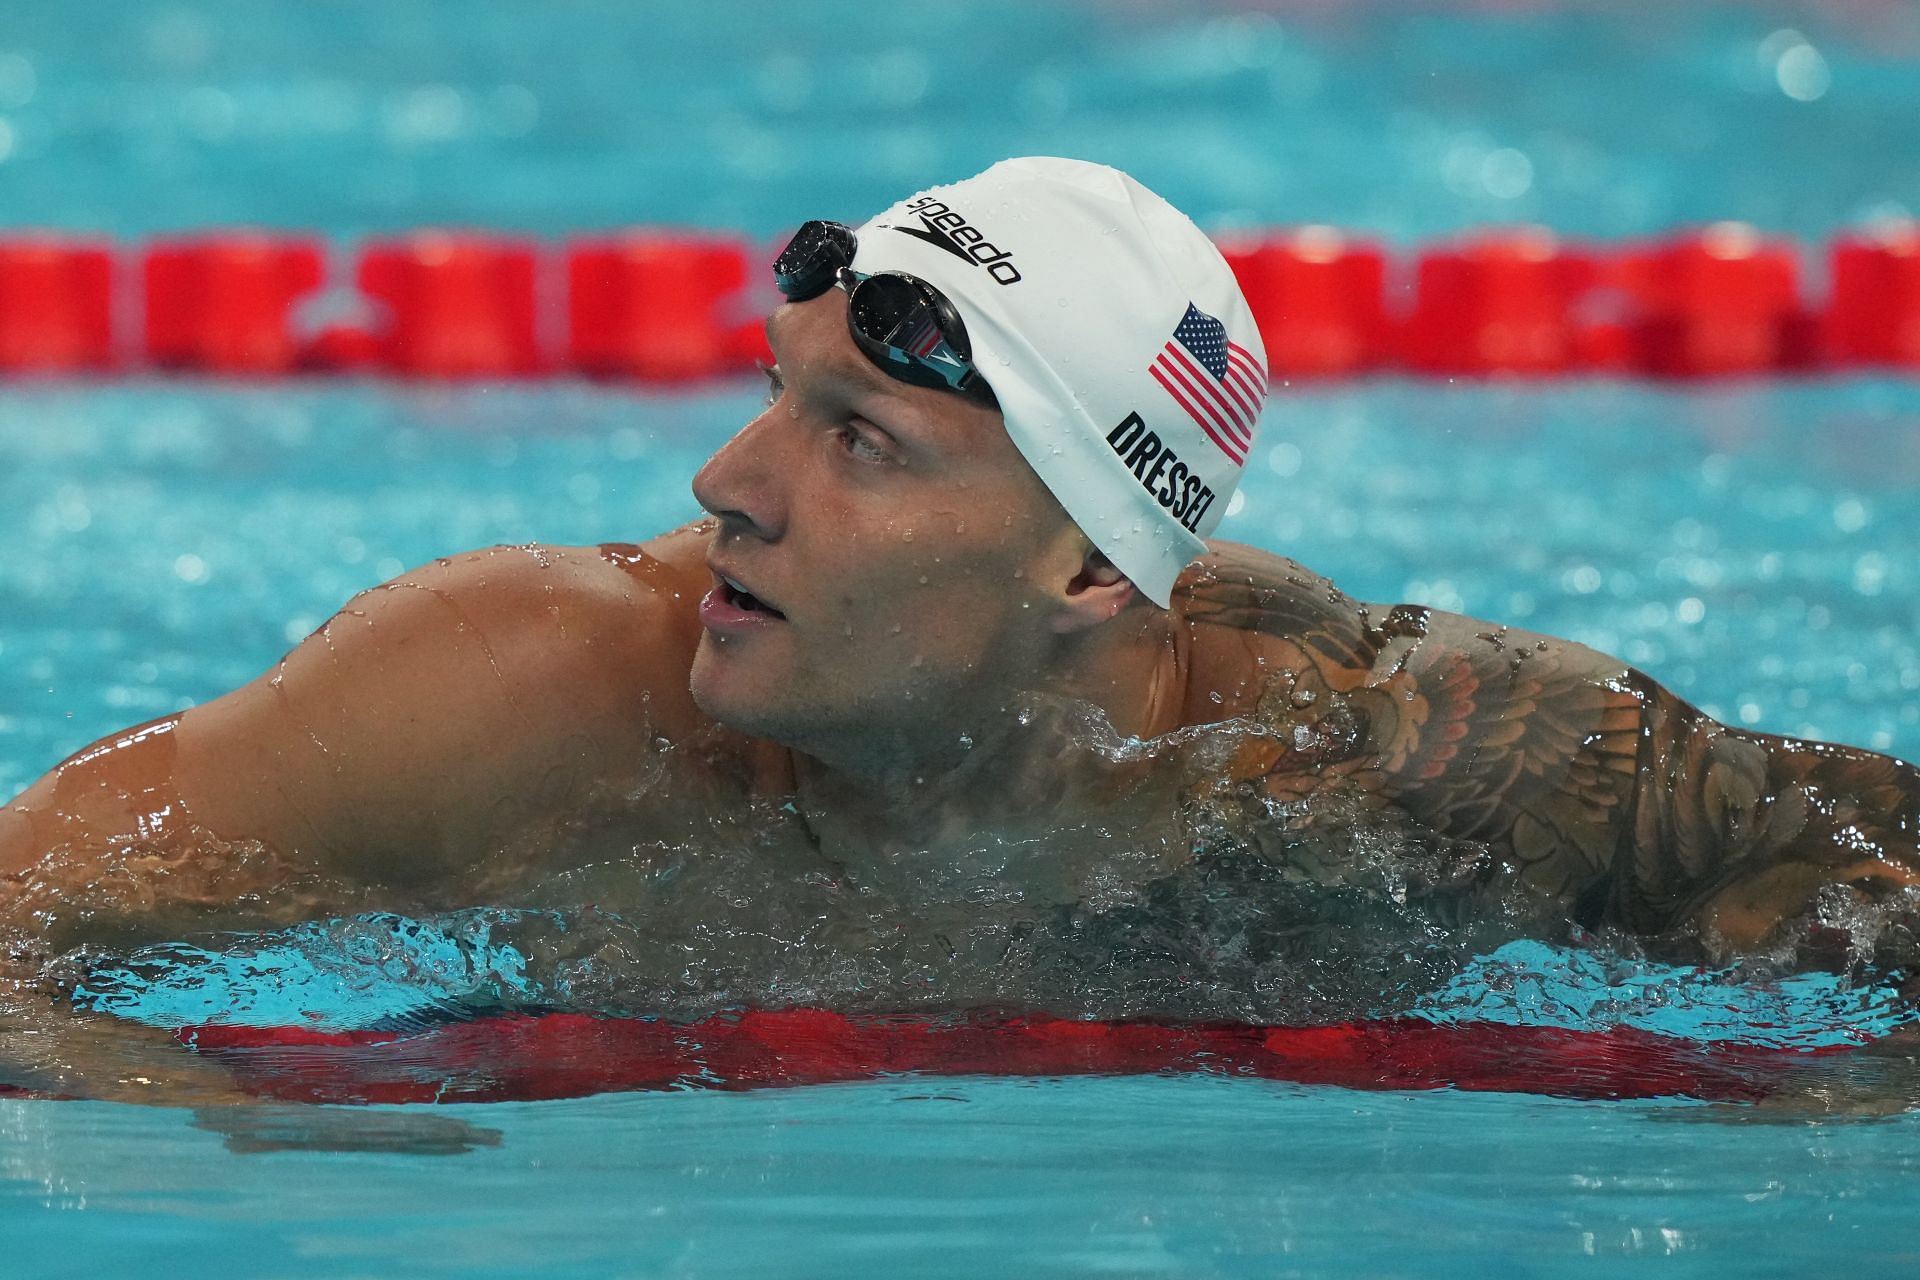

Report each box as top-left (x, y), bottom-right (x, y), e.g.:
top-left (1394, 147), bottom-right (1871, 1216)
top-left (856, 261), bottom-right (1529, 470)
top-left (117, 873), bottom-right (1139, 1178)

top-left (838, 424), bottom-right (892, 464)
top-left (757, 360), bottom-right (892, 464)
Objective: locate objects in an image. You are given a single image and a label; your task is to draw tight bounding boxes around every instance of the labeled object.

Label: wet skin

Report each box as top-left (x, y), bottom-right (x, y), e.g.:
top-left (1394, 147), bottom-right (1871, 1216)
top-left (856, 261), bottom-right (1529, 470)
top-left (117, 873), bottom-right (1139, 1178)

top-left (3, 287), bottom-right (1919, 977)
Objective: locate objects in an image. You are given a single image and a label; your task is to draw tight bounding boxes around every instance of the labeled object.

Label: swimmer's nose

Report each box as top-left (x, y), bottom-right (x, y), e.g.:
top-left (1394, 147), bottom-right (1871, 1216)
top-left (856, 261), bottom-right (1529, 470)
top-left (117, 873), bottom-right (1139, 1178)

top-left (692, 413), bottom-right (788, 541)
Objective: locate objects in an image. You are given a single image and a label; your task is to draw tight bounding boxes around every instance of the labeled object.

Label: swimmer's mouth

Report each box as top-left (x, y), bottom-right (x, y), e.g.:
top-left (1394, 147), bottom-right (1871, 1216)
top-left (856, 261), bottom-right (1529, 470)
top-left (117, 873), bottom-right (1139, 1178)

top-left (716, 573), bottom-right (786, 620)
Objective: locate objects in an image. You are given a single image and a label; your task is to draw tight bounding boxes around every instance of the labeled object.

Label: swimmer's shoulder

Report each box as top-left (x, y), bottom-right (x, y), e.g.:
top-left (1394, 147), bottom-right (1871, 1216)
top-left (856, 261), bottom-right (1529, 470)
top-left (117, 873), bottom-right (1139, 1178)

top-left (1177, 540), bottom-right (1365, 635)
top-left (1171, 539), bottom-right (1634, 718)
top-left (1172, 540), bottom-right (1387, 716)
top-left (300, 523), bottom-right (717, 744)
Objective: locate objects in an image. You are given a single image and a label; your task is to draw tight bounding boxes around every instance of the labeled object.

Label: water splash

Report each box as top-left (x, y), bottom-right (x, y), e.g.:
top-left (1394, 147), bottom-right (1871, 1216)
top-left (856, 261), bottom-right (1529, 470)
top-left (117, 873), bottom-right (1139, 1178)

top-left (42, 707), bottom-right (1920, 1056)
top-left (1414, 939), bottom-right (1916, 1049)
top-left (62, 909), bottom-right (543, 1031)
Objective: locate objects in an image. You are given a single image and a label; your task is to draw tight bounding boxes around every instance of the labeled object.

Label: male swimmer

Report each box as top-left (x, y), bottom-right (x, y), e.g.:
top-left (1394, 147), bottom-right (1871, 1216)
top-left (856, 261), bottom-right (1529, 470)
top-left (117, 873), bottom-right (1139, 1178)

top-left (3, 156), bottom-right (1919, 1012)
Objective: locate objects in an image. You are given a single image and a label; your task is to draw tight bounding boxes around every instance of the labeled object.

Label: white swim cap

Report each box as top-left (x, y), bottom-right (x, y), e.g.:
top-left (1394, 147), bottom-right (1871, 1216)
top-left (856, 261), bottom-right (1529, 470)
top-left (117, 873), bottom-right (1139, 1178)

top-left (851, 157), bottom-right (1267, 608)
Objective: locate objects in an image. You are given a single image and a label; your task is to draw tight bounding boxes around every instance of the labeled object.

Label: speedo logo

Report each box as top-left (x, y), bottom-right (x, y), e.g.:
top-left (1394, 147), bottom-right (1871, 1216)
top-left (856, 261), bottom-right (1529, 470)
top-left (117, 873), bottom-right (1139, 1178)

top-left (882, 195), bottom-right (1023, 285)
top-left (1106, 412), bottom-right (1216, 533)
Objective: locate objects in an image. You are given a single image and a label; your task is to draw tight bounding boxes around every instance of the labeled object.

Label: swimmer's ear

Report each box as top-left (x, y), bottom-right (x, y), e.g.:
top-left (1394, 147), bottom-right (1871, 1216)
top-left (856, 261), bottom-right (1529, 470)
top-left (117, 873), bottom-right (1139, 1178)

top-left (1052, 547), bottom-right (1136, 634)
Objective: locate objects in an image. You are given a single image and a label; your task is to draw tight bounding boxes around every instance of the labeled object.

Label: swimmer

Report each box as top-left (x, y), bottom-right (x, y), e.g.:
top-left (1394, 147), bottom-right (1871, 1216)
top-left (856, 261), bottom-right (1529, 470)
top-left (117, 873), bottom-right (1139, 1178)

top-left (3, 156), bottom-right (1918, 1026)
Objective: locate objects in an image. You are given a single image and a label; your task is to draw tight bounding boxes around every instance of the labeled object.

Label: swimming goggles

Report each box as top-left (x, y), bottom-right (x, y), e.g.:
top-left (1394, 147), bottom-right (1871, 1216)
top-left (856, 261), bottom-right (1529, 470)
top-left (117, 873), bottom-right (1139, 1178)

top-left (772, 219), bottom-right (998, 408)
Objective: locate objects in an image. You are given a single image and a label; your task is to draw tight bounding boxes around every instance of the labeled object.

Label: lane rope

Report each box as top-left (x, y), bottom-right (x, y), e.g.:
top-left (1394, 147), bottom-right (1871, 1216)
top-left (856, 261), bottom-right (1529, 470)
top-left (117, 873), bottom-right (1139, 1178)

top-left (0, 222), bottom-right (1915, 381)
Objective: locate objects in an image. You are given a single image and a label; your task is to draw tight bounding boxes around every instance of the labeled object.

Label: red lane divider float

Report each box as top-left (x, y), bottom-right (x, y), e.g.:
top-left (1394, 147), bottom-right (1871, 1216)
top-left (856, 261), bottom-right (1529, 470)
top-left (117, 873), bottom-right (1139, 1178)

top-left (0, 236), bottom-right (114, 373)
top-left (146, 234), bottom-right (325, 375)
top-left (1830, 224), bottom-right (1920, 367)
top-left (166, 1009), bottom-right (1832, 1106)
top-left (569, 232), bottom-right (766, 381)
top-left (1632, 224), bottom-right (1819, 376)
top-left (1221, 227), bottom-right (1388, 378)
top-left (358, 232), bottom-right (544, 377)
top-left (0, 224), bottom-right (1917, 381)
top-left (1401, 228), bottom-right (1598, 376)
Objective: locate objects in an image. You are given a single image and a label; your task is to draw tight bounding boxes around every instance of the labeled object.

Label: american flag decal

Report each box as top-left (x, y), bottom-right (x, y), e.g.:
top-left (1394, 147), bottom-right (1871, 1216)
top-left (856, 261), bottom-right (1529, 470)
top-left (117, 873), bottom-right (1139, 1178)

top-left (1149, 303), bottom-right (1266, 465)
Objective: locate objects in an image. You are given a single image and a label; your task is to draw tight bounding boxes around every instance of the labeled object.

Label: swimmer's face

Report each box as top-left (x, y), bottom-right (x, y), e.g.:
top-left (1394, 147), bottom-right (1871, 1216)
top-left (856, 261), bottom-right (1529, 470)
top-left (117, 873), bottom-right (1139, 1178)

top-left (689, 290), bottom-right (1108, 756)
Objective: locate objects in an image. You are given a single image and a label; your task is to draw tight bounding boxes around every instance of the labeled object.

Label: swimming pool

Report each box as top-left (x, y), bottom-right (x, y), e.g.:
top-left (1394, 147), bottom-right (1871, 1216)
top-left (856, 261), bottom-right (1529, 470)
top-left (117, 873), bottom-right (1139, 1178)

top-left (5, 376), bottom-right (1917, 1273)
top-left (5, 0), bottom-right (1920, 1275)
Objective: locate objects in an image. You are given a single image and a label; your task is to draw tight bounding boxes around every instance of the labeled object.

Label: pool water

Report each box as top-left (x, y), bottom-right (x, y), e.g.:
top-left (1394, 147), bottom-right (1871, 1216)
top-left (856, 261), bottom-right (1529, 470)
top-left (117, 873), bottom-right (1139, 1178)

top-left (11, 1080), bottom-right (1920, 1278)
top-left (5, 377), bottom-right (1918, 1274)
top-left (4, 0), bottom-right (1920, 1274)
top-left (5, 0), bottom-right (1919, 241)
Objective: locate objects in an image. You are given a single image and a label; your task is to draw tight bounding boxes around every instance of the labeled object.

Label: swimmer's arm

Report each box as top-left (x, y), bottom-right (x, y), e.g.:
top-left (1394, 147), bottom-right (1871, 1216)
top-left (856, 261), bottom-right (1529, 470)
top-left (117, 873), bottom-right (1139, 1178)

top-left (1585, 671), bottom-right (1919, 945)
top-left (1353, 608), bottom-right (1920, 944)
top-left (0, 543), bottom-right (696, 944)
top-left (1182, 555), bottom-right (1642, 908)
top-left (1182, 546), bottom-right (1919, 943)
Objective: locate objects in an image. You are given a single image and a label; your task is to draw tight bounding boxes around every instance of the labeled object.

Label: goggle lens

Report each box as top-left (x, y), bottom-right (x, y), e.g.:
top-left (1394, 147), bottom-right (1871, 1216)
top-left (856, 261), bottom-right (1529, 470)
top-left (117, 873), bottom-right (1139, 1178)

top-left (848, 272), bottom-right (967, 361)
top-left (771, 221), bottom-right (996, 408)
top-left (773, 220), bottom-right (857, 301)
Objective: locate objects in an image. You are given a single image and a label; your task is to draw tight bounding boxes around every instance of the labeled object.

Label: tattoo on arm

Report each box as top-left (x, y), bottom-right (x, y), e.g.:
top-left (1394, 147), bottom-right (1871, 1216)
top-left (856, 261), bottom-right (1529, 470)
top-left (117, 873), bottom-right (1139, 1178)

top-left (1182, 545), bottom-right (1920, 940)
top-left (1608, 675), bottom-right (1920, 939)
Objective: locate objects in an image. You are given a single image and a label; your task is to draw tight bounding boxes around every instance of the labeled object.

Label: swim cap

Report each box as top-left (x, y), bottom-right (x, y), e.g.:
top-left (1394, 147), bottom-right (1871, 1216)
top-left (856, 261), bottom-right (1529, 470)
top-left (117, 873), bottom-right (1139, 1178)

top-left (851, 157), bottom-right (1266, 608)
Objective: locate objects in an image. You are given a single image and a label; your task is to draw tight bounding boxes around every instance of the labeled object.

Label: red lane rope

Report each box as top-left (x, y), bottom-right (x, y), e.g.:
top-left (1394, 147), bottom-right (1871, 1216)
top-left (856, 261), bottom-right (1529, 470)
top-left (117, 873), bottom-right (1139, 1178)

top-left (0, 223), bottom-right (1915, 383)
top-left (165, 1009), bottom-right (1833, 1106)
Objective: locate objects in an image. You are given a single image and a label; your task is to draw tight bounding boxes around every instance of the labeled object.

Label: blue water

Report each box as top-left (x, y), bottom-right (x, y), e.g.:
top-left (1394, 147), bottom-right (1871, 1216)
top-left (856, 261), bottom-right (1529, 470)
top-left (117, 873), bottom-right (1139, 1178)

top-left (6, 1080), bottom-right (1917, 1279)
top-left (5, 376), bottom-right (1918, 1278)
top-left (5, 1), bottom-right (1920, 1276)
top-left (1, 0), bottom-right (1918, 241)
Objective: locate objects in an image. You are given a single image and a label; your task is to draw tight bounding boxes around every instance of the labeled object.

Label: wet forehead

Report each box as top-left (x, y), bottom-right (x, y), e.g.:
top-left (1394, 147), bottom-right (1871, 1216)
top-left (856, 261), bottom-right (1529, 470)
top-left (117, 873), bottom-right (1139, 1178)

top-left (766, 300), bottom-right (904, 403)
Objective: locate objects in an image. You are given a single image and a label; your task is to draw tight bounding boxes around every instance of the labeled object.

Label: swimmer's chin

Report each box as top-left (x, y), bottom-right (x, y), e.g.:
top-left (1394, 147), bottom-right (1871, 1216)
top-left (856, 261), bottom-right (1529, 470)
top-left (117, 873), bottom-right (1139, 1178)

top-left (689, 680), bottom-right (759, 738)
top-left (688, 643), bottom-right (797, 742)
top-left (689, 656), bottom-right (879, 761)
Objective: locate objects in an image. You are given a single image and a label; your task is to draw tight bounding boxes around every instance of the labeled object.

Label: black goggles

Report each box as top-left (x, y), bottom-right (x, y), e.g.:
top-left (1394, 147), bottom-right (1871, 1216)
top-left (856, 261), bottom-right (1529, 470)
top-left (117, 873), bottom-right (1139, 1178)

top-left (772, 219), bottom-right (998, 408)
